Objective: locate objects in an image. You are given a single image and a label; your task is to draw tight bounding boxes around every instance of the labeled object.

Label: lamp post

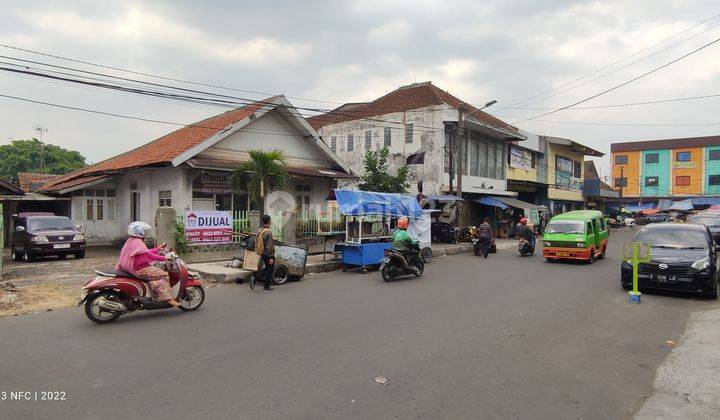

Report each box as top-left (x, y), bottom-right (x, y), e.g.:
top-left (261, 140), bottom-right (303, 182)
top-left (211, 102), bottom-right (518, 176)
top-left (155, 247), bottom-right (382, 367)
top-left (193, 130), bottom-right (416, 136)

top-left (455, 100), bottom-right (497, 198)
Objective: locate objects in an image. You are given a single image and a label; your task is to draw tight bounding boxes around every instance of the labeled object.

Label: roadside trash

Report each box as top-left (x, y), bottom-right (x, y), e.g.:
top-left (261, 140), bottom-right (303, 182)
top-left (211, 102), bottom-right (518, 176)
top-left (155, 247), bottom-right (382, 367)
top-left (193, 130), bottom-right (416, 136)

top-left (1, 282), bottom-right (18, 292)
top-left (666, 340), bottom-right (676, 345)
top-left (374, 376), bottom-right (390, 386)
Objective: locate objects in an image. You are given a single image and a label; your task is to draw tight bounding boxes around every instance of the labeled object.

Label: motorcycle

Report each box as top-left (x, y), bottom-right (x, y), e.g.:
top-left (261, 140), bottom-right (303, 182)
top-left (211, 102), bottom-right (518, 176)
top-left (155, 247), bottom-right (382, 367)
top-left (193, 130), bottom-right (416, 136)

top-left (518, 238), bottom-right (535, 257)
top-left (380, 243), bottom-right (424, 282)
top-left (78, 252), bottom-right (205, 324)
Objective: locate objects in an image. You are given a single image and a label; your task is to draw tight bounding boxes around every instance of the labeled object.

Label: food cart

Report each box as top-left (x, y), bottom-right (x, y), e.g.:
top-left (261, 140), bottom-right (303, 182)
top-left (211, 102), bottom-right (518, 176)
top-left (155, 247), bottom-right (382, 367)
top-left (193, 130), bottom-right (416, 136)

top-left (333, 189), bottom-right (423, 273)
top-left (407, 209), bottom-right (434, 263)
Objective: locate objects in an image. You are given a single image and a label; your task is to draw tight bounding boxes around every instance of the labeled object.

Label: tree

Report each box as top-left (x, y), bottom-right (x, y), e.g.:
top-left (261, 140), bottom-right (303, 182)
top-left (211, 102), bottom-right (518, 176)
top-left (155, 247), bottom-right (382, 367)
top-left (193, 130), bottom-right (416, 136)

top-left (0, 139), bottom-right (86, 181)
top-left (358, 147), bottom-right (410, 193)
top-left (230, 149), bottom-right (289, 212)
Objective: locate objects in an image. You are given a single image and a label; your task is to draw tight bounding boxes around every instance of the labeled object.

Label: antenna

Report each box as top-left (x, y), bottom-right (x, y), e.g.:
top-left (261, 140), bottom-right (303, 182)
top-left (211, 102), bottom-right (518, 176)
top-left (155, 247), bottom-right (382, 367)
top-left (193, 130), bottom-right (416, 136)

top-left (35, 126), bottom-right (48, 174)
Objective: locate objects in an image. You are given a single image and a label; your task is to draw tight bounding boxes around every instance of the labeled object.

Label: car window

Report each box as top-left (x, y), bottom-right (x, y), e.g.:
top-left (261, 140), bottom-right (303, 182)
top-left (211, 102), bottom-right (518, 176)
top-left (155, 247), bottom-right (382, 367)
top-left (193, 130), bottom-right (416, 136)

top-left (636, 228), bottom-right (708, 250)
top-left (546, 220), bottom-right (585, 234)
top-left (26, 217), bottom-right (75, 231)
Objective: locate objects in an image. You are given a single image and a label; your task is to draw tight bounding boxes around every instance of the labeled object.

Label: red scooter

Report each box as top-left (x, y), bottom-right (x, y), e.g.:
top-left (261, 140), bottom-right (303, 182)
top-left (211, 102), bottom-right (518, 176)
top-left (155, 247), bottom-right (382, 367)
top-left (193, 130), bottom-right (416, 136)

top-left (78, 252), bottom-right (205, 324)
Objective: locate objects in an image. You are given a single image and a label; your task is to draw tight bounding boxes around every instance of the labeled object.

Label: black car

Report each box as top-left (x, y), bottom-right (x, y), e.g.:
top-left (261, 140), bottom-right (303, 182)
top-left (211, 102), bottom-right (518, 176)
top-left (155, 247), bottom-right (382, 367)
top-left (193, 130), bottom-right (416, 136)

top-left (621, 223), bottom-right (719, 299)
top-left (686, 214), bottom-right (720, 243)
top-left (11, 214), bottom-right (86, 261)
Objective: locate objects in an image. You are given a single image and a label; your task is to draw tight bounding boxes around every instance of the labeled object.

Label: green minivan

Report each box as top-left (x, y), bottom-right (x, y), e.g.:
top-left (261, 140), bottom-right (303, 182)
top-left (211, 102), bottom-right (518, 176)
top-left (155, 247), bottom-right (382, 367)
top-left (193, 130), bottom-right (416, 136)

top-left (542, 210), bottom-right (609, 263)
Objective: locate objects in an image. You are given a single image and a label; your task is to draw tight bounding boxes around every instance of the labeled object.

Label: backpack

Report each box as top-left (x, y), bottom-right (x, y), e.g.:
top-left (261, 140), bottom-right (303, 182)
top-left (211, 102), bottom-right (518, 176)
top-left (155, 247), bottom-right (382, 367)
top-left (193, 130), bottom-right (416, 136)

top-left (255, 227), bottom-right (271, 255)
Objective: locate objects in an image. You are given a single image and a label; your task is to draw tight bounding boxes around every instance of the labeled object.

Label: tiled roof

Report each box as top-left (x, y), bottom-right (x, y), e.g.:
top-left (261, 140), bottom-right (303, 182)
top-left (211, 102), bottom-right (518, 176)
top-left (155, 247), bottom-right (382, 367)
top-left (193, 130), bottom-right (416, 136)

top-left (41, 98), bottom-right (276, 192)
top-left (17, 172), bottom-right (60, 192)
top-left (611, 135), bottom-right (720, 152)
top-left (306, 81), bottom-right (517, 133)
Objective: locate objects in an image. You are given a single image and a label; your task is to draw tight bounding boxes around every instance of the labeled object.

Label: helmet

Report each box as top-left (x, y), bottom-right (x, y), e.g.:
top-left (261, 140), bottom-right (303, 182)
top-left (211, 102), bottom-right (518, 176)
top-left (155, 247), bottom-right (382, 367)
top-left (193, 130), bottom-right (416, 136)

top-left (520, 218), bottom-right (528, 225)
top-left (397, 217), bottom-right (409, 230)
top-left (128, 222), bottom-right (152, 238)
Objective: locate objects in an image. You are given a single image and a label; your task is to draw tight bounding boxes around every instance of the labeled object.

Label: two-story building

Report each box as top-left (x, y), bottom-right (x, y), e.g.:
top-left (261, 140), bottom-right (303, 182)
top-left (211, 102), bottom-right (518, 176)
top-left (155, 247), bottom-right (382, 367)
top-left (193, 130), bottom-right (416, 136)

top-left (611, 135), bottom-right (720, 209)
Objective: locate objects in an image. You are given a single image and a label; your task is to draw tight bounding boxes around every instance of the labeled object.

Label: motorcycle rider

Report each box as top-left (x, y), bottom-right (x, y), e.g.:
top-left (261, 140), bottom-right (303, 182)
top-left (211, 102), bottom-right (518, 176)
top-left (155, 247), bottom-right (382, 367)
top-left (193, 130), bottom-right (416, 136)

top-left (476, 217), bottom-right (494, 258)
top-left (516, 217), bottom-right (536, 251)
top-left (117, 222), bottom-right (181, 309)
top-left (392, 216), bottom-right (420, 274)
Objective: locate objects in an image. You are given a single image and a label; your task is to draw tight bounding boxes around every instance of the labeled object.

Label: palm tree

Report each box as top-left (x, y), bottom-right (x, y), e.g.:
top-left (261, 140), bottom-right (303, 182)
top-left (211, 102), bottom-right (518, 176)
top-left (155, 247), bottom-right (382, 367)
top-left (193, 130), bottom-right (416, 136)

top-left (230, 149), bottom-right (289, 212)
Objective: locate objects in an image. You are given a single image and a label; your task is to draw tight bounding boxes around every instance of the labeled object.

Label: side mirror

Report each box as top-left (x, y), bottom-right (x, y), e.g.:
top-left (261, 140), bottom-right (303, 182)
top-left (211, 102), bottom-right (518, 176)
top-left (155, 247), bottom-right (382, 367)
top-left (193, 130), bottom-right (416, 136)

top-left (15, 226), bottom-right (25, 232)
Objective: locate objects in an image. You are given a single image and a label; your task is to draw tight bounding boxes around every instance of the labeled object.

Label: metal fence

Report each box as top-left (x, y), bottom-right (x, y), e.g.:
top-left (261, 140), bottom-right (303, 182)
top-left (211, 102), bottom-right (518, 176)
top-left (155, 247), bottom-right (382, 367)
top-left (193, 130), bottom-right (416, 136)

top-left (296, 209), bottom-right (344, 239)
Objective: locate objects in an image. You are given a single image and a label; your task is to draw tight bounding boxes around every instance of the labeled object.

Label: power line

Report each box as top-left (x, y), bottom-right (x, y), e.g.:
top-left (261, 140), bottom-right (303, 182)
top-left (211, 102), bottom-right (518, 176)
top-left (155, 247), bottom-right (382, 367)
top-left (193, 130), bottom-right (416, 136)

top-left (504, 11), bottom-right (720, 108)
top-left (512, 36), bottom-right (720, 125)
top-left (532, 119), bottom-right (720, 127)
top-left (489, 92), bottom-right (720, 112)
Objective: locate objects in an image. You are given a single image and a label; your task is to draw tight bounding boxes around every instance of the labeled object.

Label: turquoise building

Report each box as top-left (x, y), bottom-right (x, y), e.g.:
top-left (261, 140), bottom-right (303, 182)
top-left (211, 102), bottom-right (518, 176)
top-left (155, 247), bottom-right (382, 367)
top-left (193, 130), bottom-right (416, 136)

top-left (641, 149), bottom-right (670, 197)
top-left (704, 145), bottom-right (720, 196)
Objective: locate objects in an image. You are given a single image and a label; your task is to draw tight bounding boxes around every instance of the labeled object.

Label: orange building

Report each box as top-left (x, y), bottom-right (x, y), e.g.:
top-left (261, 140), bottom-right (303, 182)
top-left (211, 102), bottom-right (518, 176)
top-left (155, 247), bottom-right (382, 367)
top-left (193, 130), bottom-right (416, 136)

top-left (611, 151), bottom-right (640, 197)
top-left (671, 147), bottom-right (703, 196)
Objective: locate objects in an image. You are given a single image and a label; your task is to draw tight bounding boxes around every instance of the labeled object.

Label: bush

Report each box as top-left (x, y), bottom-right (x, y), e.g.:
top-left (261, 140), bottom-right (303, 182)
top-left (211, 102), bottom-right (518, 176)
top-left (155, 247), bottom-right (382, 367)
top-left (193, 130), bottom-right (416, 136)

top-left (175, 221), bottom-right (189, 254)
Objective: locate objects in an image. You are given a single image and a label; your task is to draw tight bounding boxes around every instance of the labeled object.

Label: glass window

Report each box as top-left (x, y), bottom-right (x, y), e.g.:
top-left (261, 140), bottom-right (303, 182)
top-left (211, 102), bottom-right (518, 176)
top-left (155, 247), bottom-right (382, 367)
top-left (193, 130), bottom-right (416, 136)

top-left (106, 198), bottom-right (115, 220)
top-left (468, 137), bottom-right (479, 177)
top-left (405, 123), bottom-right (413, 143)
top-left (676, 176), bottom-right (691, 186)
top-left (573, 160), bottom-right (581, 178)
top-left (330, 136), bottom-right (337, 152)
top-left (216, 194), bottom-right (232, 211)
top-left (159, 190), bottom-right (172, 207)
top-left (365, 130), bottom-right (372, 150)
top-left (27, 216), bottom-right (74, 231)
top-left (645, 153), bottom-right (659, 164)
top-left (478, 140), bottom-right (488, 178)
top-left (709, 149), bottom-right (720, 160)
top-left (636, 227), bottom-right (708, 250)
top-left (461, 136), bottom-right (468, 176)
top-left (106, 189), bottom-right (116, 197)
top-left (676, 151), bottom-right (691, 162)
top-left (347, 133), bottom-right (354, 151)
top-left (384, 127), bottom-right (391, 147)
top-left (96, 198), bottom-right (104, 221)
top-left (615, 177), bottom-right (627, 187)
top-left (546, 220), bottom-right (585, 234)
top-left (645, 176), bottom-right (659, 187)
top-left (86, 199), bottom-right (94, 221)
top-left (615, 155), bottom-right (628, 165)
top-left (710, 175), bottom-right (720, 186)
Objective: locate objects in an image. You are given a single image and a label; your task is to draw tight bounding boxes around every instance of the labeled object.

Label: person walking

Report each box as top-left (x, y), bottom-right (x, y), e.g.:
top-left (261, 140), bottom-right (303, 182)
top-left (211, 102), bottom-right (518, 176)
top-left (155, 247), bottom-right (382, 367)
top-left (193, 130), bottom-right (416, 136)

top-left (476, 217), bottom-right (494, 258)
top-left (255, 214), bottom-right (276, 292)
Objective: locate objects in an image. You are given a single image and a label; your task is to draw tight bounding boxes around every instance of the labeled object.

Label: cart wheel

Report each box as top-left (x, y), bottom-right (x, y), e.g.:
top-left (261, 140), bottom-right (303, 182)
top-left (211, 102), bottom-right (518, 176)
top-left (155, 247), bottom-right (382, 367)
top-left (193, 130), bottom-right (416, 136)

top-left (249, 273), bottom-right (256, 290)
top-left (360, 267), bottom-right (368, 274)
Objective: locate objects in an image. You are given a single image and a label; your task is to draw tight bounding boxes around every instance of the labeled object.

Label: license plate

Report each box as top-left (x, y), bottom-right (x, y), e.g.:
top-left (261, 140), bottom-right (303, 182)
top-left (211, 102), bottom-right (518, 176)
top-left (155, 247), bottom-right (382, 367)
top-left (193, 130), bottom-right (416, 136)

top-left (53, 243), bottom-right (71, 249)
top-left (556, 252), bottom-right (569, 257)
top-left (655, 275), bottom-right (677, 282)
top-left (380, 257), bottom-right (390, 263)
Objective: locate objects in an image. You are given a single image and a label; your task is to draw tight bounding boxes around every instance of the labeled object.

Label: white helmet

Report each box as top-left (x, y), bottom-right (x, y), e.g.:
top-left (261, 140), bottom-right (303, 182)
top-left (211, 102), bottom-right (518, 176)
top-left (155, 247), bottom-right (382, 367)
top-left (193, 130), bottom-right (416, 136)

top-left (128, 222), bottom-right (152, 238)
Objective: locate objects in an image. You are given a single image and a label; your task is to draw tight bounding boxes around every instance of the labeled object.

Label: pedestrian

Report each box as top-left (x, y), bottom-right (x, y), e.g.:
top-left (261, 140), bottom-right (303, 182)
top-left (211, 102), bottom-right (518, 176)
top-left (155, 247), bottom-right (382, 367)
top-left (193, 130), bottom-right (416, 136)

top-left (476, 217), bottom-right (494, 258)
top-left (255, 214), bottom-right (276, 292)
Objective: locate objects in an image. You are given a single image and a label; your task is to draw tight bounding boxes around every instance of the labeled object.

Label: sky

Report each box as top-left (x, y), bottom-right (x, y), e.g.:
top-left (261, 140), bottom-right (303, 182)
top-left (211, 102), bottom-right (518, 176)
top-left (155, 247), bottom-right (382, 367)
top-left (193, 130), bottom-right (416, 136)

top-left (1, 0), bottom-right (719, 179)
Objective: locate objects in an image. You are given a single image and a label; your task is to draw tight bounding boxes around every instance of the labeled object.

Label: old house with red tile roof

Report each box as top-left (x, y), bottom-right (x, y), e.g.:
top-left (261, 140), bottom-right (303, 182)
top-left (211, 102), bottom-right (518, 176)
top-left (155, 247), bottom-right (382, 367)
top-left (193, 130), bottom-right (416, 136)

top-left (17, 172), bottom-right (60, 192)
top-left (39, 96), bottom-right (354, 243)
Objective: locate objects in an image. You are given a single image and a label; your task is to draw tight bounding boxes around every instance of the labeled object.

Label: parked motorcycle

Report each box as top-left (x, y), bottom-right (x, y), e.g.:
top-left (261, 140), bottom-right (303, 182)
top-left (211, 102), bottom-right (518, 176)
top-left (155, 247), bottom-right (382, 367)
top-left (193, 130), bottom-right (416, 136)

top-left (432, 222), bottom-right (459, 244)
top-left (380, 243), bottom-right (424, 282)
top-left (79, 252), bottom-right (205, 324)
top-left (518, 238), bottom-right (535, 257)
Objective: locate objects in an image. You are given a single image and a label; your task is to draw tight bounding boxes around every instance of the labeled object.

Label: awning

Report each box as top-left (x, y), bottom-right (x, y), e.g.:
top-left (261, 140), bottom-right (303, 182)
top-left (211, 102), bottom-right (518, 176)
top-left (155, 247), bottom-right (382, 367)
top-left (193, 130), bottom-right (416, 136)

top-left (641, 208), bottom-right (661, 215)
top-left (657, 199), bottom-right (674, 211)
top-left (670, 199), bottom-right (694, 211)
top-left (424, 194), bottom-right (465, 202)
top-left (691, 197), bottom-right (720, 206)
top-left (624, 202), bottom-right (656, 213)
top-left (334, 189), bottom-right (423, 218)
top-left (474, 196), bottom-right (509, 210)
top-left (495, 197), bottom-right (545, 210)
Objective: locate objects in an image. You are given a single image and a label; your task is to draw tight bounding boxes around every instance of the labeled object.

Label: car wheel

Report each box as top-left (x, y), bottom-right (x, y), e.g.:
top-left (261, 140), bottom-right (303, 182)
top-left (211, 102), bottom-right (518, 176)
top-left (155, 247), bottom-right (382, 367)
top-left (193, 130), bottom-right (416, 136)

top-left (75, 250), bottom-right (85, 259)
top-left (598, 246), bottom-right (606, 260)
top-left (12, 249), bottom-right (22, 261)
top-left (23, 248), bottom-right (35, 262)
top-left (587, 250), bottom-right (595, 265)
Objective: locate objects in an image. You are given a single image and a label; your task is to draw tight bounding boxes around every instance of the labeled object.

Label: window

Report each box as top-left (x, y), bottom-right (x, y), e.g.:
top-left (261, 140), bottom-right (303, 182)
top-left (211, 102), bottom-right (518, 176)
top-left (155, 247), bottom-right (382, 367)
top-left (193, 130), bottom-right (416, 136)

top-left (615, 177), bottom-right (627, 188)
top-left (573, 160), bottom-right (581, 178)
top-left (384, 127), bottom-right (391, 147)
top-left (709, 150), bottom-right (720, 160)
top-left (96, 198), bottom-right (104, 221)
top-left (710, 175), bottom-right (720, 186)
top-left (330, 136), bottom-right (337, 152)
top-left (365, 130), bottom-right (372, 150)
top-left (615, 155), bottom-right (628, 165)
top-left (86, 198), bottom-right (94, 221)
top-left (159, 190), bottom-right (172, 207)
top-left (676, 176), bottom-right (691, 186)
top-left (645, 176), bottom-right (659, 187)
top-left (645, 153), bottom-right (659, 164)
top-left (468, 137), bottom-right (479, 177)
top-left (676, 151), bottom-right (691, 162)
top-left (347, 133), bottom-right (354, 151)
top-left (405, 123), bottom-right (413, 143)
top-left (130, 191), bottom-right (141, 222)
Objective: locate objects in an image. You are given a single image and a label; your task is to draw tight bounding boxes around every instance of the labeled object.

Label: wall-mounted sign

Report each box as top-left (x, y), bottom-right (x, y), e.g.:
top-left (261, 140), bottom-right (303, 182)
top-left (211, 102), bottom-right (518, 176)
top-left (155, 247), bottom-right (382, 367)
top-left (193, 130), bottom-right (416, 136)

top-left (201, 172), bottom-right (231, 194)
top-left (672, 162), bottom-right (697, 169)
top-left (184, 210), bottom-right (233, 243)
top-left (509, 146), bottom-right (533, 170)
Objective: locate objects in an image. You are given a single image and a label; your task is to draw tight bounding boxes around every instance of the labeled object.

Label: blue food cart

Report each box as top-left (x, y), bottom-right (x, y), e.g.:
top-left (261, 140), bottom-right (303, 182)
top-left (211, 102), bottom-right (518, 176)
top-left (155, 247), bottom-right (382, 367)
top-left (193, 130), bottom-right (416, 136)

top-left (333, 189), bottom-right (423, 273)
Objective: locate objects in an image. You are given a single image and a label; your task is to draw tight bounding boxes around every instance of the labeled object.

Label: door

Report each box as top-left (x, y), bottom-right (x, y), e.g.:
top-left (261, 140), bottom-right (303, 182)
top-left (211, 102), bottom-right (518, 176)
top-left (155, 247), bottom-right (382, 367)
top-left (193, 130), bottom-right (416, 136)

top-left (586, 221), bottom-right (596, 250)
top-left (130, 192), bottom-right (141, 222)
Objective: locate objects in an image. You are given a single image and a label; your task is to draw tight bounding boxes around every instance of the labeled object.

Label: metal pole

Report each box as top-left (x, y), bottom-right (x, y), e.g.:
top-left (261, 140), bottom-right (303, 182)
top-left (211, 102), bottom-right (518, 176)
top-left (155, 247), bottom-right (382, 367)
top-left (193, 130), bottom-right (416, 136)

top-left (456, 107), bottom-right (464, 198)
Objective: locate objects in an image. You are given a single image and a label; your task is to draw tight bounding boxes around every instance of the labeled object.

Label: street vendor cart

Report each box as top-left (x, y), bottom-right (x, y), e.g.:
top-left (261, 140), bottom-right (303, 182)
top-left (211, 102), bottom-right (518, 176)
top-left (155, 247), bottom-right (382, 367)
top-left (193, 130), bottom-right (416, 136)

top-left (333, 189), bottom-right (423, 273)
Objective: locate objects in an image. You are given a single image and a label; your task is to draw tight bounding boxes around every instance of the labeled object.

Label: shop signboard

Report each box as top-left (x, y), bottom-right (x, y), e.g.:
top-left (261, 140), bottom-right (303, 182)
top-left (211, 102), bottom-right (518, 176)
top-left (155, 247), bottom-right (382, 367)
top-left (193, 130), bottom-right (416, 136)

top-left (184, 210), bottom-right (233, 243)
top-left (200, 172), bottom-right (231, 194)
top-left (509, 146), bottom-right (533, 170)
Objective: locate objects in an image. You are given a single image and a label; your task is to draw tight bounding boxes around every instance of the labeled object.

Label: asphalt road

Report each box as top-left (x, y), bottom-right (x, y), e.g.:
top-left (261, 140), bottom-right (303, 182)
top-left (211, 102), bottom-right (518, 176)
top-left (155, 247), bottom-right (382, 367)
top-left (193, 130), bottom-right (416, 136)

top-left (0, 230), bottom-right (716, 420)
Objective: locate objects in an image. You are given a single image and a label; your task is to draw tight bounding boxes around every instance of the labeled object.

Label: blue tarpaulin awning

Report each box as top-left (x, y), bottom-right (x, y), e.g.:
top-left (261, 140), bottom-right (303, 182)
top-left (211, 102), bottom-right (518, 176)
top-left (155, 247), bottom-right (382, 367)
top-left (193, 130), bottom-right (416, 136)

top-left (474, 196), bottom-right (509, 210)
top-left (670, 199), bottom-right (694, 211)
top-left (624, 202), bottom-right (656, 213)
top-left (691, 197), bottom-right (720, 206)
top-left (334, 189), bottom-right (423, 218)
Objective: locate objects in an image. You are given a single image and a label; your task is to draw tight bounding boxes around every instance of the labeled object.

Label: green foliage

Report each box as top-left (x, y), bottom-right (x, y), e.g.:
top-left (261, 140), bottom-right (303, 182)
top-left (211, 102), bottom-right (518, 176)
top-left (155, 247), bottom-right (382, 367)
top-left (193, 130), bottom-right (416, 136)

top-left (358, 147), bottom-right (410, 193)
top-left (230, 149), bottom-right (289, 210)
top-left (175, 220), bottom-right (189, 254)
top-left (0, 139), bottom-right (86, 181)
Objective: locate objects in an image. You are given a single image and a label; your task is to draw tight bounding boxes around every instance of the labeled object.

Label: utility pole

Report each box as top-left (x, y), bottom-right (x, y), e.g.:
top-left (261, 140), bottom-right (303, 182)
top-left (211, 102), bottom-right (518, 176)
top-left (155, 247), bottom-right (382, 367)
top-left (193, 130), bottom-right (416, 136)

top-left (456, 106), bottom-right (464, 198)
top-left (448, 128), bottom-right (455, 194)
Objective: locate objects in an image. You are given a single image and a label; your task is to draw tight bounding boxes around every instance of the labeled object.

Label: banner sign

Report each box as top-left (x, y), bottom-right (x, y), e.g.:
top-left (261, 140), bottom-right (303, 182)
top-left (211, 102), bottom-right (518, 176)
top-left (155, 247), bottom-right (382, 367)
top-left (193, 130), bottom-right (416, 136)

top-left (200, 172), bottom-right (231, 194)
top-left (672, 162), bottom-right (697, 169)
top-left (184, 210), bottom-right (233, 243)
top-left (509, 146), bottom-right (532, 170)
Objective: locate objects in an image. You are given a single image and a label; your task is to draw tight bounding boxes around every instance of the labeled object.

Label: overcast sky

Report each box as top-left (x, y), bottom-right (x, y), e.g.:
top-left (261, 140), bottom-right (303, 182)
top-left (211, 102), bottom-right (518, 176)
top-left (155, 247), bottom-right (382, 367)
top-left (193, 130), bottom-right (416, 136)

top-left (1, 0), bottom-right (719, 178)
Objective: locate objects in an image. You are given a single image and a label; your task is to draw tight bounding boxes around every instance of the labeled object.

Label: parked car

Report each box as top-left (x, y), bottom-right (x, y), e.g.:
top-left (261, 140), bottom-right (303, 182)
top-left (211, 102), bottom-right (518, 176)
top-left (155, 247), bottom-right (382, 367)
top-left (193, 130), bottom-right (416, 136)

top-left (686, 214), bottom-right (720, 243)
top-left (12, 214), bottom-right (86, 261)
top-left (645, 213), bottom-right (673, 224)
top-left (542, 210), bottom-right (609, 263)
top-left (621, 223), bottom-right (719, 299)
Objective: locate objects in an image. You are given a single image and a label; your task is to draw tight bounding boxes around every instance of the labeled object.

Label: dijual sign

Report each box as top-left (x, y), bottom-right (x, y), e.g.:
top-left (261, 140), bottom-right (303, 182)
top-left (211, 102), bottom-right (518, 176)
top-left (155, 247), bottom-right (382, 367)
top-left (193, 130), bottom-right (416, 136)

top-left (184, 210), bottom-right (233, 243)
